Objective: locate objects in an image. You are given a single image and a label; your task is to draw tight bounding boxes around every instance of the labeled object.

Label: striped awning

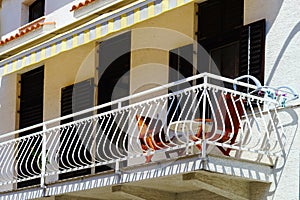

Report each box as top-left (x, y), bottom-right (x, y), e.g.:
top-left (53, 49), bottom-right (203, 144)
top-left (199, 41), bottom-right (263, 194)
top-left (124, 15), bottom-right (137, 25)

top-left (0, 0), bottom-right (192, 77)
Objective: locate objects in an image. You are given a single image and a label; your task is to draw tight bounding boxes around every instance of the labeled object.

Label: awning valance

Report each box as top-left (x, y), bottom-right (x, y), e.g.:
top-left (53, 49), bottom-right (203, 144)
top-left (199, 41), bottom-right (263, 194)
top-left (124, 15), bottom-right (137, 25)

top-left (0, 0), bottom-right (192, 77)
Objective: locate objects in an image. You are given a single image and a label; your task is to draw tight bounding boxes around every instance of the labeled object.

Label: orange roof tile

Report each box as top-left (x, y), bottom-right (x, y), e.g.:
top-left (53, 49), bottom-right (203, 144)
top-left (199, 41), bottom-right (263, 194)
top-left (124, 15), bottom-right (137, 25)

top-left (0, 18), bottom-right (55, 46)
top-left (70, 0), bottom-right (96, 12)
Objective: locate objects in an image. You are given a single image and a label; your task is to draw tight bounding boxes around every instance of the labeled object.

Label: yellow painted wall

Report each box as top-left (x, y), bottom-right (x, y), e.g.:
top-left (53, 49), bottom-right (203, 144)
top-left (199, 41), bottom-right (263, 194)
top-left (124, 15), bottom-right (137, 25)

top-left (0, 2), bottom-right (196, 136)
top-left (43, 42), bottom-right (96, 122)
top-left (0, 2), bottom-right (197, 186)
top-left (130, 2), bottom-right (195, 95)
top-left (127, 3), bottom-right (196, 164)
top-left (0, 2), bottom-right (196, 135)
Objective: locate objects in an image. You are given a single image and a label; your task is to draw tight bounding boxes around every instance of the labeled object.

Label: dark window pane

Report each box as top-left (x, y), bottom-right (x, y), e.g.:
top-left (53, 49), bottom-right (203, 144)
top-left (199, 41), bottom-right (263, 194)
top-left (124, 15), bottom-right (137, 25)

top-left (29, 0), bottom-right (45, 22)
top-left (198, 1), bottom-right (222, 39)
top-left (223, 0), bottom-right (243, 32)
top-left (211, 42), bottom-right (239, 79)
top-left (198, 0), bottom-right (243, 82)
top-left (198, 0), bottom-right (243, 40)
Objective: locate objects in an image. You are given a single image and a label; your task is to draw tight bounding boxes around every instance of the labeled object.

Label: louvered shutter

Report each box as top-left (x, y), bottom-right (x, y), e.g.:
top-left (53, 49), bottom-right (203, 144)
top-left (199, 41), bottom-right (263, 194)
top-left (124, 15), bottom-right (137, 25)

top-left (18, 66), bottom-right (44, 188)
top-left (239, 19), bottom-right (266, 83)
top-left (19, 66), bottom-right (44, 132)
top-left (61, 78), bottom-right (94, 123)
top-left (60, 79), bottom-right (94, 180)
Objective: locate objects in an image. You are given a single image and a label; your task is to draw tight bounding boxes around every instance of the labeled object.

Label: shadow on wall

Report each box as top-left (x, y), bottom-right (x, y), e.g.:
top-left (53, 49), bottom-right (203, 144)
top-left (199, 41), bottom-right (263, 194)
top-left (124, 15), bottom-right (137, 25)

top-left (263, 0), bottom-right (283, 33)
top-left (268, 108), bottom-right (299, 197)
top-left (266, 22), bottom-right (300, 85)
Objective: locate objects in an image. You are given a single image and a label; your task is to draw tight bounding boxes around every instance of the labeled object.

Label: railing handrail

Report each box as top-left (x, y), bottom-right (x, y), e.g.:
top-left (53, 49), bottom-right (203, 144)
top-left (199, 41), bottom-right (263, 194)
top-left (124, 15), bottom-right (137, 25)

top-left (0, 72), bottom-right (292, 139)
top-left (0, 72), bottom-right (296, 189)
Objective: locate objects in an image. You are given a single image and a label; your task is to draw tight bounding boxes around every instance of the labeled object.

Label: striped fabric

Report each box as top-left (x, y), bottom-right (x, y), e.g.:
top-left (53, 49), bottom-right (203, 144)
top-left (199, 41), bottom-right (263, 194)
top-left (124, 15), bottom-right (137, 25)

top-left (0, 0), bottom-right (192, 77)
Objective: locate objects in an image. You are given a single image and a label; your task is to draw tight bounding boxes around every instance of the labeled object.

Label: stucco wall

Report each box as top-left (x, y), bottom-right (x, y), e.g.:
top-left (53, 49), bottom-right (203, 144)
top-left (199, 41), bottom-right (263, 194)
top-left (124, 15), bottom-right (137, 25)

top-left (45, 0), bottom-right (74, 15)
top-left (0, 42), bottom-right (95, 132)
top-left (0, 0), bottom-right (77, 40)
top-left (245, 0), bottom-right (300, 106)
top-left (245, 0), bottom-right (300, 199)
top-left (127, 3), bottom-right (196, 165)
top-left (0, 0), bottom-right (22, 36)
top-left (43, 42), bottom-right (95, 122)
top-left (131, 3), bottom-right (195, 95)
top-left (45, 0), bottom-right (75, 29)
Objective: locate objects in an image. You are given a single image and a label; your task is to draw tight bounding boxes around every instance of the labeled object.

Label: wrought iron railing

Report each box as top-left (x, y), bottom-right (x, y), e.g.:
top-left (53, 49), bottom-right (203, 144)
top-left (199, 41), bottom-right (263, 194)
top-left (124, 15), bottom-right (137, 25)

top-left (0, 73), bottom-right (297, 189)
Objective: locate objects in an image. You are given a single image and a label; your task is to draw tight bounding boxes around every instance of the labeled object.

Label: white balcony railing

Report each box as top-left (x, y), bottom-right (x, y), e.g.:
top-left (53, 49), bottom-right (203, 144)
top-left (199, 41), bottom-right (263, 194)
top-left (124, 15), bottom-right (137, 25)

top-left (0, 73), bottom-right (297, 190)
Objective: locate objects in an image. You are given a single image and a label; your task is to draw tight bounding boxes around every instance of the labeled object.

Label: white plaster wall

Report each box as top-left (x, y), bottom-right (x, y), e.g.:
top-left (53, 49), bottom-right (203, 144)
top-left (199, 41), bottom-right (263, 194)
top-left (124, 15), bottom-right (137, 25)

top-left (245, 0), bottom-right (300, 199)
top-left (1, 0), bottom-right (23, 36)
top-left (0, 0), bottom-right (76, 39)
top-left (45, 0), bottom-right (75, 29)
top-left (245, 0), bottom-right (300, 106)
top-left (45, 0), bottom-right (74, 15)
top-left (269, 106), bottom-right (300, 200)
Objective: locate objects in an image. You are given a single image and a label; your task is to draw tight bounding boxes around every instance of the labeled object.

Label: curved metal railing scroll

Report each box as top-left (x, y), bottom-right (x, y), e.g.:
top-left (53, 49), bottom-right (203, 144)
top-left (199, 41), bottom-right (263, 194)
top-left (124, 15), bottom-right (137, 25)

top-left (0, 72), bottom-right (297, 188)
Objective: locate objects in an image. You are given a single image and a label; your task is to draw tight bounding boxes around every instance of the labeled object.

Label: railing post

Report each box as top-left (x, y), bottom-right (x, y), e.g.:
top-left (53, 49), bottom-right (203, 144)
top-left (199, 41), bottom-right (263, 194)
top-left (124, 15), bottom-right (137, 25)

top-left (115, 159), bottom-right (121, 184)
top-left (41, 124), bottom-right (47, 195)
top-left (201, 75), bottom-right (208, 169)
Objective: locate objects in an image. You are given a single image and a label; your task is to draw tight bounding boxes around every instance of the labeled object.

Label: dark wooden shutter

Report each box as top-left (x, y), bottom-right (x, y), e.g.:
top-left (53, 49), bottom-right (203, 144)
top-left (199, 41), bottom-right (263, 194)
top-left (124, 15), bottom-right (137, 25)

top-left (61, 78), bottom-right (94, 123)
top-left (239, 19), bottom-right (266, 83)
top-left (18, 66), bottom-right (44, 188)
top-left (60, 79), bottom-right (94, 180)
top-left (98, 32), bottom-right (131, 75)
top-left (19, 66), bottom-right (44, 131)
top-left (96, 32), bottom-right (131, 173)
top-left (98, 31), bottom-right (131, 112)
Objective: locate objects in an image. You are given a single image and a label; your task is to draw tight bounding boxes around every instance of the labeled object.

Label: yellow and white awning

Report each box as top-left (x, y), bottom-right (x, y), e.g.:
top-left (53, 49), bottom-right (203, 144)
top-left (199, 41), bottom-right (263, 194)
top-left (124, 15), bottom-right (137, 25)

top-left (0, 0), bottom-right (193, 77)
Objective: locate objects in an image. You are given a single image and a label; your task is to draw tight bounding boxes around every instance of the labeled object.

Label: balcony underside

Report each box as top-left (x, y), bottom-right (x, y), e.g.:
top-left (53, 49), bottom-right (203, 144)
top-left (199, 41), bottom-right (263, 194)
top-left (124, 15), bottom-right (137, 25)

top-left (2, 154), bottom-right (271, 200)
